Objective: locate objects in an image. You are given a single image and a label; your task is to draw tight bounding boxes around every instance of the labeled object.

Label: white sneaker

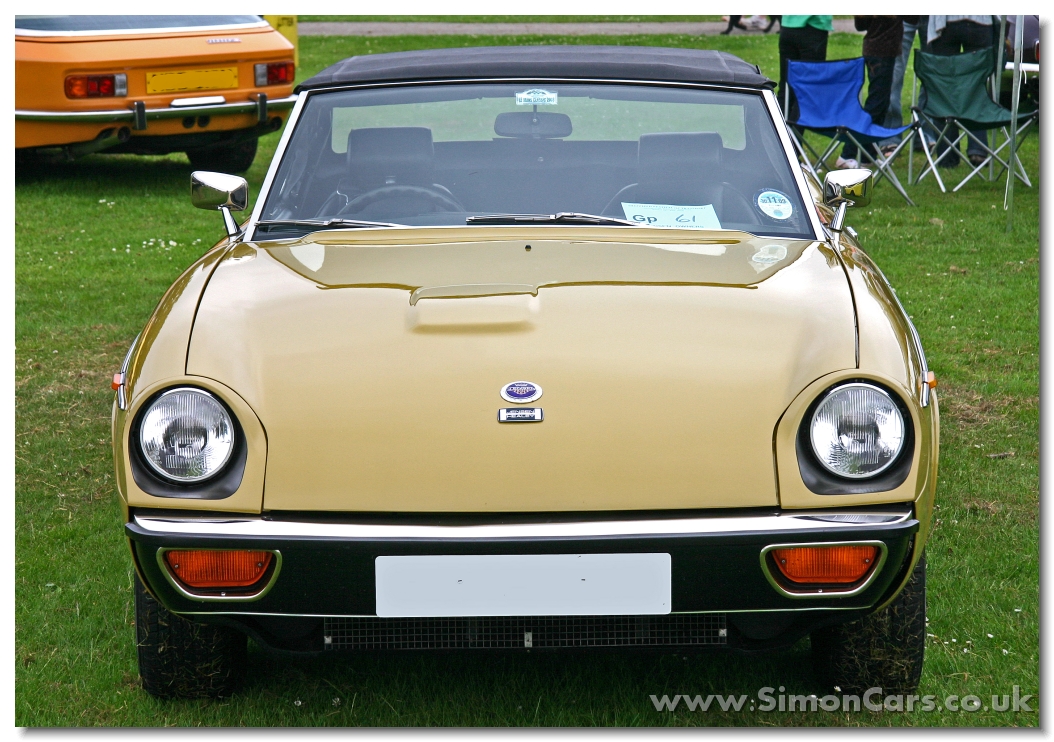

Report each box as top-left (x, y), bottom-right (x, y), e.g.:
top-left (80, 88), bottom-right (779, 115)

top-left (835, 157), bottom-right (860, 170)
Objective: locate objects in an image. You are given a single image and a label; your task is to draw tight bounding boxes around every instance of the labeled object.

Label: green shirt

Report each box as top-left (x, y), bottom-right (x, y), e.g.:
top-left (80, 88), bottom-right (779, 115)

top-left (781, 15), bottom-right (833, 32)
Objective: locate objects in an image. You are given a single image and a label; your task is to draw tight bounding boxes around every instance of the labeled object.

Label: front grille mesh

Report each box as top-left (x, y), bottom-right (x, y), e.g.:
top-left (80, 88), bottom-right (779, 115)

top-left (323, 614), bottom-right (726, 650)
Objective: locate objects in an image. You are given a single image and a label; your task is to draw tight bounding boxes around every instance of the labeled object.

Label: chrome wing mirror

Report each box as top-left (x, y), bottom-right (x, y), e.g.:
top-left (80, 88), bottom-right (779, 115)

top-left (823, 168), bottom-right (873, 233)
top-left (191, 171), bottom-right (248, 237)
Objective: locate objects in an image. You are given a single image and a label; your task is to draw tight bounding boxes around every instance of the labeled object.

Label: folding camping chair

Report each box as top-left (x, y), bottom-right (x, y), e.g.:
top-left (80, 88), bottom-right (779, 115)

top-left (911, 47), bottom-right (1036, 193)
top-left (785, 57), bottom-right (916, 206)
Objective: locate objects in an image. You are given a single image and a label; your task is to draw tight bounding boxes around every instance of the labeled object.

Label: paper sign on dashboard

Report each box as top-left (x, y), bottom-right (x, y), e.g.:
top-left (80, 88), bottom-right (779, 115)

top-left (621, 202), bottom-right (722, 229)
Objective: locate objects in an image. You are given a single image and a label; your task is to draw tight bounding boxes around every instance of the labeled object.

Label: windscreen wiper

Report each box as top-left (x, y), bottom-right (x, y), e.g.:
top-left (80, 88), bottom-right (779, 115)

top-left (466, 212), bottom-right (639, 226)
top-left (255, 218), bottom-right (402, 232)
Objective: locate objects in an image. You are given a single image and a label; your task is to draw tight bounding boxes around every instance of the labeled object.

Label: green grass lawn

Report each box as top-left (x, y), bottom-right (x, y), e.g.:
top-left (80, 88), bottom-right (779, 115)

top-left (15, 33), bottom-right (1038, 727)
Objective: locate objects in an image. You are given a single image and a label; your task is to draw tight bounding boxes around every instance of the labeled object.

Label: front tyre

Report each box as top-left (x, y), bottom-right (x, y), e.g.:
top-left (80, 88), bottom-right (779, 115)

top-left (811, 552), bottom-right (926, 695)
top-left (185, 137), bottom-right (258, 174)
top-left (134, 574), bottom-right (246, 699)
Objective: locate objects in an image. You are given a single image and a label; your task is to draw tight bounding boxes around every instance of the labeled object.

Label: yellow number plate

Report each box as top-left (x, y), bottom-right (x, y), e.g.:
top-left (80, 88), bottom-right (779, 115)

top-left (145, 67), bottom-right (238, 94)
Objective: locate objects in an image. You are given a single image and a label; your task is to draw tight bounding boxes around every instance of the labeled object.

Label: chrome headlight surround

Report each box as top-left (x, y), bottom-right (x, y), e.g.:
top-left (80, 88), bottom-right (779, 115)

top-left (129, 386), bottom-right (247, 499)
top-left (796, 380), bottom-right (914, 495)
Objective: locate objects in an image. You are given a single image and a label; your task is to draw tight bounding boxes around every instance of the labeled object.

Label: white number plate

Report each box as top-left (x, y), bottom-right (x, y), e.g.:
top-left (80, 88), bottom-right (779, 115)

top-left (375, 553), bottom-right (671, 617)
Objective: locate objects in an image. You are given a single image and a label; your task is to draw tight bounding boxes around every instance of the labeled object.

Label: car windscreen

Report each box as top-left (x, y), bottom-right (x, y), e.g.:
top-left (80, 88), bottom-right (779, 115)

top-left (15, 16), bottom-right (263, 33)
top-left (259, 83), bottom-right (814, 238)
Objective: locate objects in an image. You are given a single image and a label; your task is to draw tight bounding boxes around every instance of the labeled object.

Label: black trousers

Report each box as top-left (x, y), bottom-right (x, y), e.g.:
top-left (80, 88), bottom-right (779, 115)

top-left (779, 24), bottom-right (829, 122)
top-left (927, 19), bottom-right (994, 55)
top-left (925, 19), bottom-right (995, 160)
top-left (842, 56), bottom-right (896, 160)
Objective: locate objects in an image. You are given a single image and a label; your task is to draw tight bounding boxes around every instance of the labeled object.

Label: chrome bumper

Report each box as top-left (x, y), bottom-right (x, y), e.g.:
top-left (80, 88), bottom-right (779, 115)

top-left (128, 507), bottom-right (918, 617)
top-left (131, 508), bottom-right (913, 541)
top-left (15, 94), bottom-right (298, 124)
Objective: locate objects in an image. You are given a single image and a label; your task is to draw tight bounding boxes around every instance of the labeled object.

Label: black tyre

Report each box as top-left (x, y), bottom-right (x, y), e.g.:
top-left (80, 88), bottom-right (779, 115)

top-left (134, 573), bottom-right (247, 699)
top-left (811, 552), bottom-right (926, 695)
top-left (185, 137), bottom-right (258, 173)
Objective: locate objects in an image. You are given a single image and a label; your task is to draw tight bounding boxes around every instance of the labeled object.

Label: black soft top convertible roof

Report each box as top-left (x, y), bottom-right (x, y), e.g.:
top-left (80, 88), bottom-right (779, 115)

top-left (297, 45), bottom-right (774, 92)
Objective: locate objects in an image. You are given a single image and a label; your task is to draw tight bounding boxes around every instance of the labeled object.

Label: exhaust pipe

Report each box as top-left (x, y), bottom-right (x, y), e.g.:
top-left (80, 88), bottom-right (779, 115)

top-left (66, 126), bottom-right (131, 158)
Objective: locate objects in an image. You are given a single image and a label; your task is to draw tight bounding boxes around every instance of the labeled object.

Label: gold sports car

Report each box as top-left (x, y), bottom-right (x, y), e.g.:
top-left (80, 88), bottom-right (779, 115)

top-left (113, 46), bottom-right (938, 699)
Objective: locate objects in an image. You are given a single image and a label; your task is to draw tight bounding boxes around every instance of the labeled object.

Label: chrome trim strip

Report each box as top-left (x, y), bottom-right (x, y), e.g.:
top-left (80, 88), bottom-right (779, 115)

top-left (301, 76), bottom-right (767, 96)
top-left (15, 20), bottom-right (271, 38)
top-left (889, 287), bottom-right (931, 407)
top-left (761, 88), bottom-right (826, 241)
top-left (859, 262), bottom-right (930, 406)
top-left (758, 540), bottom-right (889, 600)
top-left (133, 509), bottom-right (912, 541)
top-left (247, 91), bottom-right (307, 237)
top-left (155, 547), bottom-right (283, 603)
top-left (115, 332), bottom-right (140, 411)
top-left (15, 95), bottom-right (296, 123)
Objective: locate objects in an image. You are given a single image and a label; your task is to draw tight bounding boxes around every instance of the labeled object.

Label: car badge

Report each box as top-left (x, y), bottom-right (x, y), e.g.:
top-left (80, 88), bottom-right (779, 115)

top-left (498, 408), bottom-right (543, 423)
top-left (500, 381), bottom-right (543, 404)
top-left (207, 37), bottom-right (242, 44)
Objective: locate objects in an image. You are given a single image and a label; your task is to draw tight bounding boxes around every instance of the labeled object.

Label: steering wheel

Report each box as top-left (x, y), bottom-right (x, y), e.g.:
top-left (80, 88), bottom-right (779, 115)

top-left (338, 185), bottom-right (465, 215)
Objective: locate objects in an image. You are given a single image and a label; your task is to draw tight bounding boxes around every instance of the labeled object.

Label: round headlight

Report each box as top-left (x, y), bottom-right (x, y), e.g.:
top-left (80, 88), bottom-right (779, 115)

top-left (138, 388), bottom-right (235, 483)
top-left (809, 383), bottom-right (905, 479)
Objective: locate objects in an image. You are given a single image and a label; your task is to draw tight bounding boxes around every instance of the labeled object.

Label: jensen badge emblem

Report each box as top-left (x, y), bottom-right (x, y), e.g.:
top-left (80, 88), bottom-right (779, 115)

top-left (498, 408), bottom-right (543, 422)
top-left (500, 380), bottom-right (542, 404)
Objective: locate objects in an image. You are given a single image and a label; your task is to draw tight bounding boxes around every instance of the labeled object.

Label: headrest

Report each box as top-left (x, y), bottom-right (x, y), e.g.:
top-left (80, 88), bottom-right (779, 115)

top-left (346, 127), bottom-right (434, 190)
top-left (638, 132), bottom-right (723, 189)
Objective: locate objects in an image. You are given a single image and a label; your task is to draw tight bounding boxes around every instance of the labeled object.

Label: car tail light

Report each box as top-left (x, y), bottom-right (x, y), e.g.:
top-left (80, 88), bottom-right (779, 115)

top-left (255, 61), bottom-right (295, 86)
top-left (65, 73), bottom-right (127, 98)
top-left (163, 550), bottom-right (273, 588)
top-left (770, 544), bottom-right (878, 584)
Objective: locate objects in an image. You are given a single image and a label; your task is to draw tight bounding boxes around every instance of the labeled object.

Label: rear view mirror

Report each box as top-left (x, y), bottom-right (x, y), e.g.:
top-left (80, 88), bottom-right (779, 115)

top-left (494, 111), bottom-right (573, 139)
top-left (822, 168), bottom-right (873, 232)
top-left (191, 171), bottom-right (248, 237)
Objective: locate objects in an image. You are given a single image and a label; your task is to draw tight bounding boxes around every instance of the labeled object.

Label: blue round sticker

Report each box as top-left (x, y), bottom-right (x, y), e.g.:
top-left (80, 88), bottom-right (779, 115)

top-left (501, 381), bottom-right (543, 404)
top-left (755, 190), bottom-right (793, 220)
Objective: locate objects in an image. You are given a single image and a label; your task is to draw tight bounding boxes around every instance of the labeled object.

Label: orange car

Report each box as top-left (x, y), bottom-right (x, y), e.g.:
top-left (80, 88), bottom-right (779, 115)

top-left (16, 15), bottom-right (297, 172)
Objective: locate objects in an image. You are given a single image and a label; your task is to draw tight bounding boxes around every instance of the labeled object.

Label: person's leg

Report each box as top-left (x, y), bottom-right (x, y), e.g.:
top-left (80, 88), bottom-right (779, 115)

top-left (928, 26), bottom-right (962, 55)
top-left (954, 19), bottom-right (993, 53)
top-left (764, 15), bottom-right (781, 33)
top-left (778, 26), bottom-right (806, 119)
top-left (865, 56), bottom-right (896, 125)
top-left (795, 26), bottom-right (831, 157)
top-left (950, 20), bottom-right (995, 158)
top-left (722, 16), bottom-right (742, 35)
top-left (842, 56), bottom-right (894, 164)
top-left (799, 24), bottom-right (829, 62)
top-left (927, 26), bottom-right (967, 165)
top-left (887, 23), bottom-right (916, 127)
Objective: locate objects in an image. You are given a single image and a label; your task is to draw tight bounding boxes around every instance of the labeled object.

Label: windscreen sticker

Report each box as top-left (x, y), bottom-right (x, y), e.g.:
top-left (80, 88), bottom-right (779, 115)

top-left (755, 190), bottom-right (794, 220)
top-left (516, 88), bottom-right (558, 106)
top-left (621, 203), bottom-right (722, 229)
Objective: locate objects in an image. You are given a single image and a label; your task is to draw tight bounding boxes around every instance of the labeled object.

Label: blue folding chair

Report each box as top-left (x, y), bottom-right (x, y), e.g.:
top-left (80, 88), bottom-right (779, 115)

top-left (786, 57), bottom-right (916, 205)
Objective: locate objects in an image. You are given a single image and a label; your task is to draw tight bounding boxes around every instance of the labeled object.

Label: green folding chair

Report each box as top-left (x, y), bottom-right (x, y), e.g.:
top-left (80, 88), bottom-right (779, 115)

top-left (911, 47), bottom-right (1036, 193)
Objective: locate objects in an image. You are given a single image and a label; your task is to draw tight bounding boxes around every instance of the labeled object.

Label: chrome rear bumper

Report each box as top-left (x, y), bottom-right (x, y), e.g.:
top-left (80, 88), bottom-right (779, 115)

top-left (16, 94), bottom-right (297, 124)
